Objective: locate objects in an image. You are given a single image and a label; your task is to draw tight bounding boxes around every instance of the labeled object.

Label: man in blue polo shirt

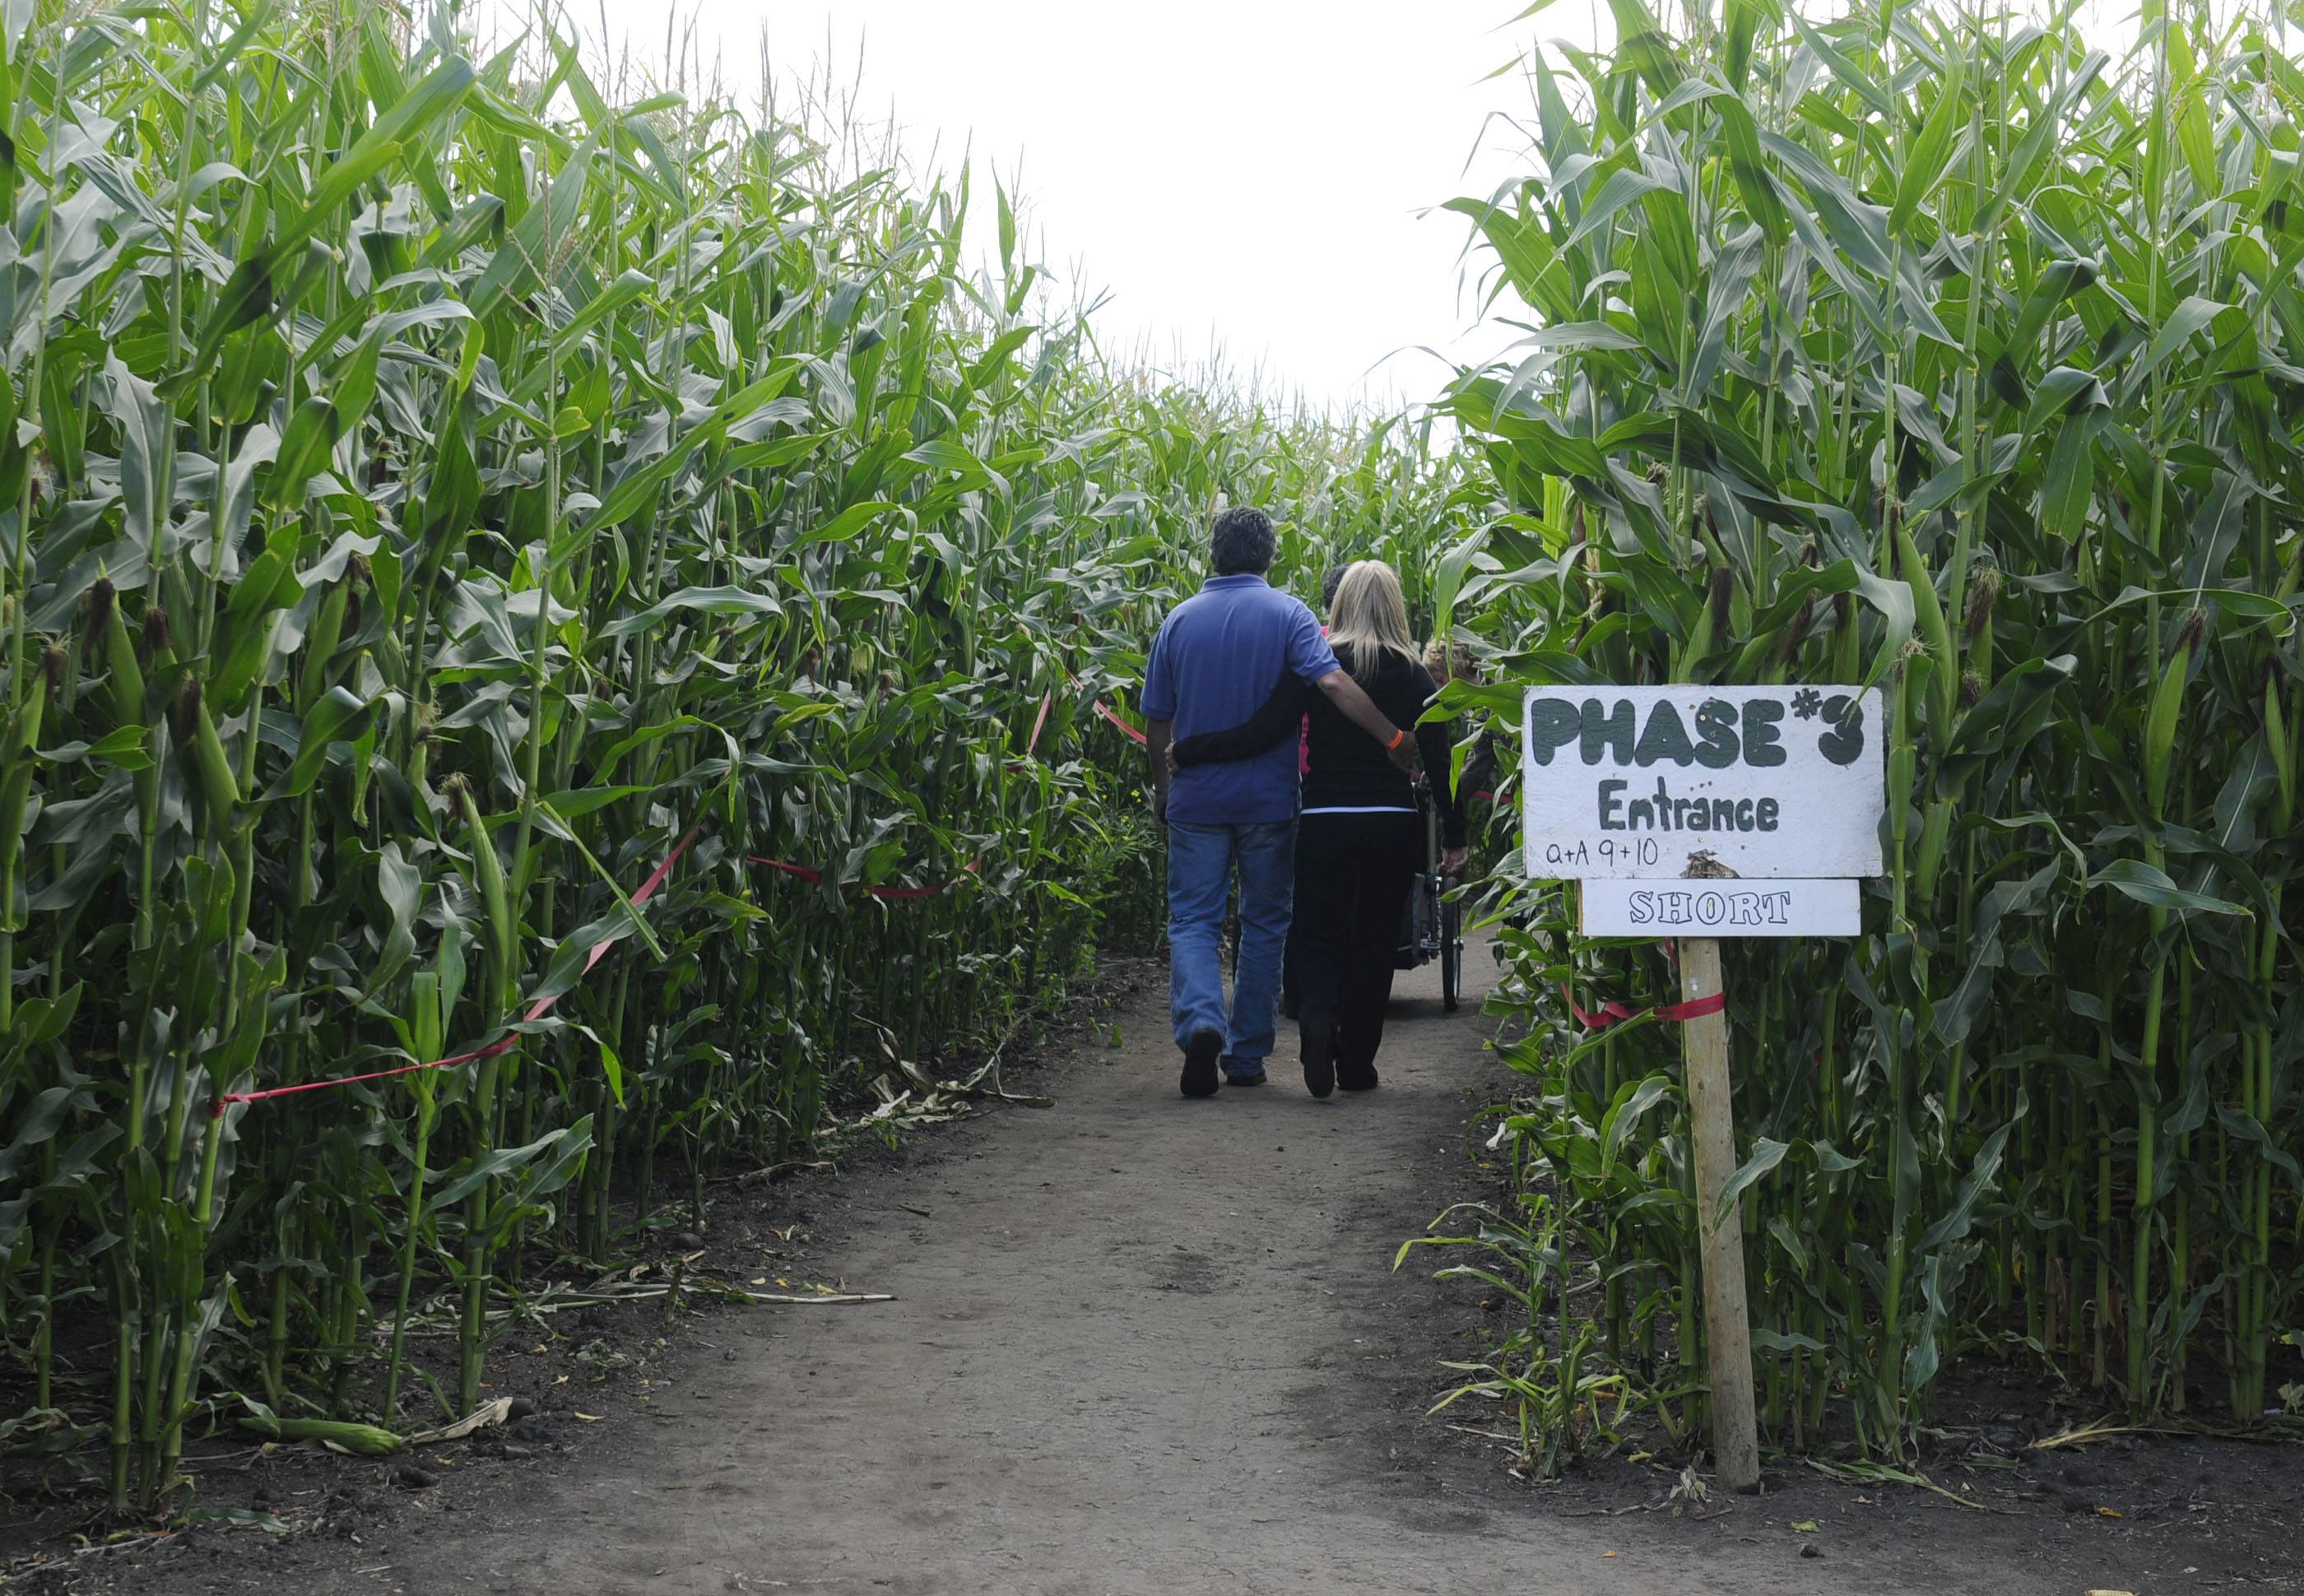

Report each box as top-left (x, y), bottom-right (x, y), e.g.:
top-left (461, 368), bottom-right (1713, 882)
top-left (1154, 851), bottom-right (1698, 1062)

top-left (1142, 508), bottom-right (1414, 1098)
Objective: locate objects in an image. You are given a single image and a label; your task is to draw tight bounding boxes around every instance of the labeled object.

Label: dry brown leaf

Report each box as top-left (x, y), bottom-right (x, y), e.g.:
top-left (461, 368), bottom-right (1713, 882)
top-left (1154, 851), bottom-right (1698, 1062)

top-left (406, 1395), bottom-right (513, 1447)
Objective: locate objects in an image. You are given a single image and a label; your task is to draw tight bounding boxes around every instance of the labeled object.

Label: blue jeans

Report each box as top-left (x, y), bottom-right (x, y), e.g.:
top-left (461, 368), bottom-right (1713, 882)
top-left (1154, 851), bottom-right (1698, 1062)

top-left (1166, 820), bottom-right (1297, 1072)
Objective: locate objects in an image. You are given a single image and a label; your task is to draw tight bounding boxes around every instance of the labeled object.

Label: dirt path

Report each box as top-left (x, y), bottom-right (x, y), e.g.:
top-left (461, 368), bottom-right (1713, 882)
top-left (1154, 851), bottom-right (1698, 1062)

top-left (22, 944), bottom-right (2287, 1594)
top-left (386, 947), bottom-right (1711, 1596)
top-left (299, 946), bottom-right (2197, 1596)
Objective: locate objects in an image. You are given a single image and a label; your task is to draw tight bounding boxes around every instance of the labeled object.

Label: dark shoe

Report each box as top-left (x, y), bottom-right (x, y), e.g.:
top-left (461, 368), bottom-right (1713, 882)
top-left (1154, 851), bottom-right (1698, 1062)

top-left (1338, 1060), bottom-right (1380, 1093)
top-left (1181, 1029), bottom-right (1223, 1098)
top-left (1301, 1023), bottom-right (1335, 1099)
top-left (1223, 1060), bottom-right (1268, 1087)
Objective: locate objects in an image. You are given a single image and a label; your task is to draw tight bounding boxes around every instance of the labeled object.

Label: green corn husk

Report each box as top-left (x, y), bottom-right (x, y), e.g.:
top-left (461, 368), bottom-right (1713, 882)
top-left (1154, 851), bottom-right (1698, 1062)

top-left (237, 1415), bottom-right (405, 1456)
top-left (91, 582), bottom-right (145, 731)
top-left (0, 672), bottom-right (46, 870)
top-left (2142, 632), bottom-right (2196, 815)
top-left (178, 682), bottom-right (241, 823)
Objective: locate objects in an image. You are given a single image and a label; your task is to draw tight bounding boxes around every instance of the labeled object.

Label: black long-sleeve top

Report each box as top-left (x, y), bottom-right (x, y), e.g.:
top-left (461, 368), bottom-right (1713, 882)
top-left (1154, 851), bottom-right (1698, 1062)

top-left (1170, 643), bottom-right (1466, 847)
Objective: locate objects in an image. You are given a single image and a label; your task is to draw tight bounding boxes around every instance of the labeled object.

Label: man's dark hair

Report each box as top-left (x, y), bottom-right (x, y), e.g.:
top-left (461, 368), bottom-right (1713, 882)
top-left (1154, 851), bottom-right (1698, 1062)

top-left (1321, 563), bottom-right (1350, 610)
top-left (1209, 507), bottom-right (1276, 576)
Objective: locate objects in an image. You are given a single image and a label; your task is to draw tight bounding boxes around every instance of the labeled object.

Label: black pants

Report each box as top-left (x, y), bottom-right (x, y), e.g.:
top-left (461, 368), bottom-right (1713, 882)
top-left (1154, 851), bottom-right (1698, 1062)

top-left (1293, 810), bottom-right (1420, 1078)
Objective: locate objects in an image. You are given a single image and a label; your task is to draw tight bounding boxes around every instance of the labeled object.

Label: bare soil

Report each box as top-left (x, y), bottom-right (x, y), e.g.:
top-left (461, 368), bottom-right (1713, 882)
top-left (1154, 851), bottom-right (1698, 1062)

top-left (5, 943), bottom-right (2297, 1594)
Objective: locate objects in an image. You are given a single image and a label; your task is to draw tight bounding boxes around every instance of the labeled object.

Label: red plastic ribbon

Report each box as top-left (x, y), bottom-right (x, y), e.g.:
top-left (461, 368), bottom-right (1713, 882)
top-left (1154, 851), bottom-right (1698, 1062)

top-left (1006, 691), bottom-right (1056, 772)
top-left (1563, 984), bottom-right (1726, 1031)
top-left (1008, 681), bottom-right (1145, 765)
top-left (1024, 692), bottom-right (1052, 757)
top-left (1094, 698), bottom-right (1148, 746)
top-left (212, 825), bottom-right (700, 1117)
top-left (1054, 670), bottom-right (1150, 749)
top-left (748, 856), bottom-right (978, 899)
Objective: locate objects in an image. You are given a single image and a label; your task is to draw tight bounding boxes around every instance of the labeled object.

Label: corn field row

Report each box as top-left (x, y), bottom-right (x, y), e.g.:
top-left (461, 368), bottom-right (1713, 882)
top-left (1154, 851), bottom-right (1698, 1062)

top-left (1429, 0), bottom-right (2304, 1470)
top-left (0, 2), bottom-right (1468, 1511)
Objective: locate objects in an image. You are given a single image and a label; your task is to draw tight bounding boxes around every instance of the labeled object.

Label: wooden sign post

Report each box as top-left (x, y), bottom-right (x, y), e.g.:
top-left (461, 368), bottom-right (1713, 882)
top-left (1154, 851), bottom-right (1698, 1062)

top-left (1522, 684), bottom-right (1884, 1494)
top-left (1679, 934), bottom-right (1758, 1489)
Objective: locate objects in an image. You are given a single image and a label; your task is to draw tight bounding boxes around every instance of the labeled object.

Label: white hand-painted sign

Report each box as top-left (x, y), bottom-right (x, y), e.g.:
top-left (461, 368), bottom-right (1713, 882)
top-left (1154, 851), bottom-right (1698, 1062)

top-left (1521, 685), bottom-right (1885, 880)
top-left (1580, 877), bottom-right (1861, 938)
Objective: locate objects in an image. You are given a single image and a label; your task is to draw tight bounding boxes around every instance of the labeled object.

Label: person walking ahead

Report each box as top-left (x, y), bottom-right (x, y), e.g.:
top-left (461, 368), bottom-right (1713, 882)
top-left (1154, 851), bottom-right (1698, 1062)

top-left (1142, 510), bottom-right (1415, 1099)
top-left (1170, 560), bottom-right (1466, 1096)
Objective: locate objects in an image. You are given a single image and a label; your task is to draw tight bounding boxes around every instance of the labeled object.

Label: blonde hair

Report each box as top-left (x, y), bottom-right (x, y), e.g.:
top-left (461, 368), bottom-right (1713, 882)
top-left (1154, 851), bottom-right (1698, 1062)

top-left (1326, 561), bottom-right (1418, 684)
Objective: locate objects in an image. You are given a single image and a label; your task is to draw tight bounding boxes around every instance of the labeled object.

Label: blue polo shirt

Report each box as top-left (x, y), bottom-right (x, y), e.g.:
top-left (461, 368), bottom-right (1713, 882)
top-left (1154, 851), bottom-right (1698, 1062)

top-left (1141, 574), bottom-right (1340, 825)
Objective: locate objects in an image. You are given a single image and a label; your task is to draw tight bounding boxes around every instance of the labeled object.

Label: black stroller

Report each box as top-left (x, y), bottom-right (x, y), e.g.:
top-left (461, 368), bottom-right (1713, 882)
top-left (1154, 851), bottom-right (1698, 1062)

top-left (1395, 777), bottom-right (1465, 1012)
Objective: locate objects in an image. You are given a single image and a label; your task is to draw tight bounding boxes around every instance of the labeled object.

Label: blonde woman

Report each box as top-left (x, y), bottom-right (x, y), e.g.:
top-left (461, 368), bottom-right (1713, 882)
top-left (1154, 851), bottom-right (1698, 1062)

top-left (1173, 560), bottom-right (1465, 1096)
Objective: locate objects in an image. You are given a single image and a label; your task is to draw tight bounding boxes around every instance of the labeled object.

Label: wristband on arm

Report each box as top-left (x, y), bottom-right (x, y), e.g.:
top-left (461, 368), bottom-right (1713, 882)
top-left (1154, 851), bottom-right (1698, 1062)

top-left (1387, 728), bottom-right (1407, 751)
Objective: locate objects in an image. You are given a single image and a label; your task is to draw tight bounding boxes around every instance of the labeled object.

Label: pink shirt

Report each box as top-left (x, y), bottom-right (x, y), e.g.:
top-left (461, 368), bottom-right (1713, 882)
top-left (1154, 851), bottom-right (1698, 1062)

top-left (1298, 625), bottom-right (1325, 775)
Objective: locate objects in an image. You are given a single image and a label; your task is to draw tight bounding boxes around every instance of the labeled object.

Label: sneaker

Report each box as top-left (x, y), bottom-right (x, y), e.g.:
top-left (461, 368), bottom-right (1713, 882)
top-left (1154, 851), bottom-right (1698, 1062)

top-left (1301, 1023), bottom-right (1335, 1100)
top-left (1338, 1061), bottom-right (1380, 1093)
top-left (1223, 1060), bottom-right (1268, 1087)
top-left (1180, 1029), bottom-right (1223, 1099)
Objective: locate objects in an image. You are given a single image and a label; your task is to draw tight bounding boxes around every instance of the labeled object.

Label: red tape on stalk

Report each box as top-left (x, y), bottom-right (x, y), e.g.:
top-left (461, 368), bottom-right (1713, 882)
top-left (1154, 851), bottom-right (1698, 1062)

top-left (1008, 680), bottom-right (1145, 766)
top-left (211, 825), bottom-right (701, 1118)
top-left (1054, 670), bottom-right (1150, 749)
top-left (1005, 691), bottom-right (1056, 772)
top-left (1094, 698), bottom-right (1148, 745)
top-left (750, 857), bottom-right (825, 885)
top-left (210, 661), bottom-right (1117, 1120)
top-left (1563, 984), bottom-right (1726, 1031)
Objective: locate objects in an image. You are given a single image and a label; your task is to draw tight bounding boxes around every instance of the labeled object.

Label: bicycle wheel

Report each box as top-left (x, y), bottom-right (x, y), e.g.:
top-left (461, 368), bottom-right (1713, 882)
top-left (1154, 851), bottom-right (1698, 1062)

top-left (1440, 896), bottom-right (1462, 1012)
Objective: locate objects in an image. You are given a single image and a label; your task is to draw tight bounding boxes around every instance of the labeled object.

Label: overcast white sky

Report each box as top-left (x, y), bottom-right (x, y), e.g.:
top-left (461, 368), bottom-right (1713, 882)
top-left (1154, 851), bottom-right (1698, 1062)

top-left (490, 2), bottom-right (2156, 414)
top-left (513, 1), bottom-right (1579, 414)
